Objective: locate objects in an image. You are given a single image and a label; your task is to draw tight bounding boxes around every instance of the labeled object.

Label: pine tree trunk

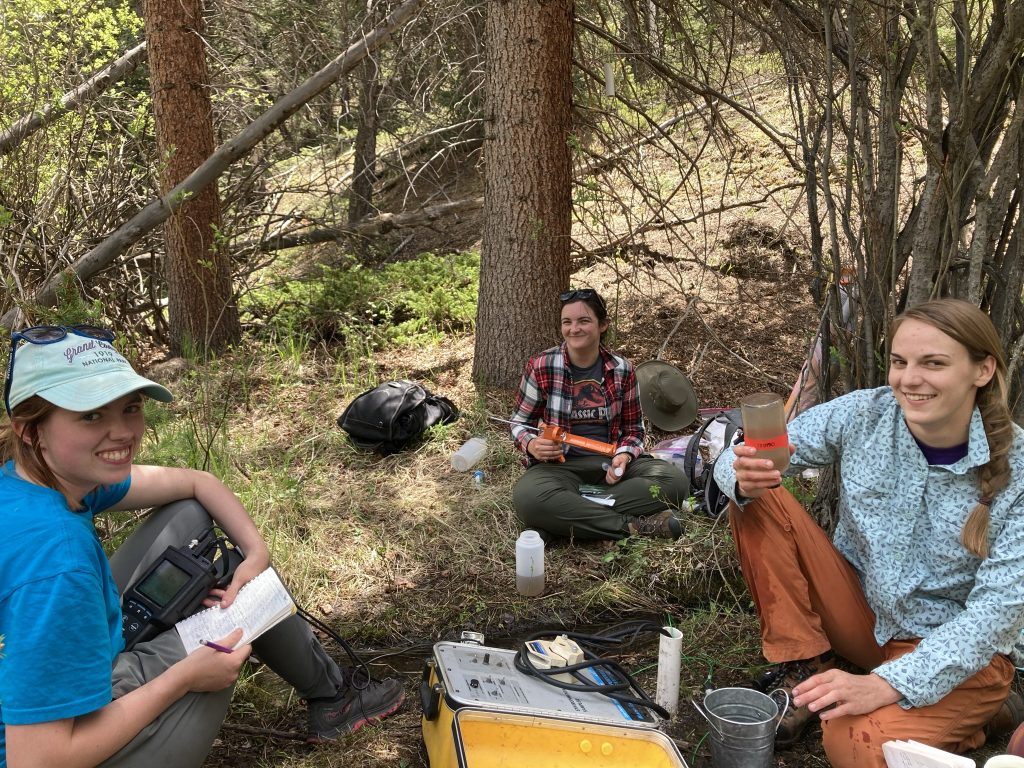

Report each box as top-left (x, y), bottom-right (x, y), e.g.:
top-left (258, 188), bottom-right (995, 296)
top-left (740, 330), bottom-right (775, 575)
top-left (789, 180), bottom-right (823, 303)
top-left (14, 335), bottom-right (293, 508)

top-left (146, 0), bottom-right (239, 355)
top-left (348, 60), bottom-right (381, 226)
top-left (473, 0), bottom-right (574, 388)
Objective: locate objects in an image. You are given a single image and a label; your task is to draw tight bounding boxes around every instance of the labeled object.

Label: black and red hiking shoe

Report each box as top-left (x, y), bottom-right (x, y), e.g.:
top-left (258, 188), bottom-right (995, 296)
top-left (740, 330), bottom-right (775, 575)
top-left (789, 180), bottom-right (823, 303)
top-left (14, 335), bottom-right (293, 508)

top-left (751, 653), bottom-right (835, 748)
top-left (307, 677), bottom-right (405, 742)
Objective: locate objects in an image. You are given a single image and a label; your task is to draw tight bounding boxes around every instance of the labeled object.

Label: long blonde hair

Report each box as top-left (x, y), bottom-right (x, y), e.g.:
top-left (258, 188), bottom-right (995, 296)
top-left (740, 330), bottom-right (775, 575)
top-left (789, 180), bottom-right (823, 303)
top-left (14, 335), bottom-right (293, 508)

top-left (0, 396), bottom-right (82, 510)
top-left (892, 299), bottom-right (1012, 558)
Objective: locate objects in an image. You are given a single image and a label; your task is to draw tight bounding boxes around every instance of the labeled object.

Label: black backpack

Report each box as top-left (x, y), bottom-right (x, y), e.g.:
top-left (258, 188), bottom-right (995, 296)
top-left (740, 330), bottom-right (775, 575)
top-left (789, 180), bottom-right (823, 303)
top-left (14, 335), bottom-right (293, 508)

top-left (682, 409), bottom-right (744, 518)
top-left (337, 380), bottom-right (459, 455)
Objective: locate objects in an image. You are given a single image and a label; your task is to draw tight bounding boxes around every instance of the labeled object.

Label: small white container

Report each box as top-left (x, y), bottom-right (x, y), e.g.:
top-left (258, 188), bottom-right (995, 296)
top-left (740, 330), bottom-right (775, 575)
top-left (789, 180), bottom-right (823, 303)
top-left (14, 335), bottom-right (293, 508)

top-left (451, 437), bottom-right (487, 471)
top-left (986, 757), bottom-right (1024, 768)
top-left (515, 530), bottom-right (545, 596)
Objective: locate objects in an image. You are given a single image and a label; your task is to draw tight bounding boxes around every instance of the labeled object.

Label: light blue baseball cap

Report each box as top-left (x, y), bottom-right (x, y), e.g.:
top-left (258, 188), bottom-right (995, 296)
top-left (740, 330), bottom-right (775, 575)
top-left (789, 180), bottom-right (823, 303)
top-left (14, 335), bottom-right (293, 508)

top-left (8, 334), bottom-right (173, 412)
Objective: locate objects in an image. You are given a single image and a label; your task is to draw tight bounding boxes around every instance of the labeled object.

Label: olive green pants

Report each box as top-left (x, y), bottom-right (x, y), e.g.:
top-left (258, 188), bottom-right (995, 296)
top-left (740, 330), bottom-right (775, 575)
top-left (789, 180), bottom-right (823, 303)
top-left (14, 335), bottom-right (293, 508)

top-left (512, 454), bottom-right (689, 540)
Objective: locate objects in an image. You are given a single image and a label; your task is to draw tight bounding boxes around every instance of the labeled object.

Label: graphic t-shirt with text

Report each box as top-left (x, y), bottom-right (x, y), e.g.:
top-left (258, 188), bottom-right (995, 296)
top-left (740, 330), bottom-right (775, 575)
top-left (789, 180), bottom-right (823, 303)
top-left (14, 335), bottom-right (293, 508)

top-left (568, 359), bottom-right (611, 455)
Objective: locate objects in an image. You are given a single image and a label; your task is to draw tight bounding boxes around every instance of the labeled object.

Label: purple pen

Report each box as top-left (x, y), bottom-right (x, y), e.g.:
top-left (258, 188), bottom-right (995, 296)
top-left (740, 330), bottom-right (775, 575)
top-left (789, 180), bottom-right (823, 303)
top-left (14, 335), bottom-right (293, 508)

top-left (200, 639), bottom-right (234, 653)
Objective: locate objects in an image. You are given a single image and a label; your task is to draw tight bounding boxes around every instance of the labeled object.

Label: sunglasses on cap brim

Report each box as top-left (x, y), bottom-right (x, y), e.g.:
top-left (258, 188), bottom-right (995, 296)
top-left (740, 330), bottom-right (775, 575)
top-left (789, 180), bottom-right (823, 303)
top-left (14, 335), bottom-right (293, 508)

top-left (3, 324), bottom-right (116, 415)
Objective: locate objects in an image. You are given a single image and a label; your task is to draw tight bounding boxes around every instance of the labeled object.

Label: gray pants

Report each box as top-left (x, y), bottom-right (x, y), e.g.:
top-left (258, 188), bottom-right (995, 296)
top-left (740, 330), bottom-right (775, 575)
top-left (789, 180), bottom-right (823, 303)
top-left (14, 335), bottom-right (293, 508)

top-left (100, 499), bottom-right (343, 768)
top-left (512, 455), bottom-right (690, 540)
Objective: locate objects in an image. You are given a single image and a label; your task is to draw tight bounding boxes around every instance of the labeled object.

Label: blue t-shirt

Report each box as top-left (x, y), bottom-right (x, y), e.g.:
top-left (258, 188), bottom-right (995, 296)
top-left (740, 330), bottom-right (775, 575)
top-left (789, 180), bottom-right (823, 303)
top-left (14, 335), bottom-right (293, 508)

top-left (0, 460), bottom-right (129, 766)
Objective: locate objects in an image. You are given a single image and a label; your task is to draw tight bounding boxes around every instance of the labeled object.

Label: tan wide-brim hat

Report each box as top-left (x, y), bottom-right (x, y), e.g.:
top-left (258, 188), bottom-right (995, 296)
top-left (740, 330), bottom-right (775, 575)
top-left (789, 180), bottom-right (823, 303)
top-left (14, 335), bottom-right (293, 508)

top-left (635, 360), bottom-right (697, 431)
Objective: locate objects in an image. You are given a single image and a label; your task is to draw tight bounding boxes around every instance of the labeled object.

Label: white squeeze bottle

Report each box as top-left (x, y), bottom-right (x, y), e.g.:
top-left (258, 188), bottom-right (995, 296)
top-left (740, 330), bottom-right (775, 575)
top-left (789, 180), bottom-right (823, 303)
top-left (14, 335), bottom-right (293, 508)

top-left (515, 530), bottom-right (545, 596)
top-left (451, 437), bottom-right (487, 471)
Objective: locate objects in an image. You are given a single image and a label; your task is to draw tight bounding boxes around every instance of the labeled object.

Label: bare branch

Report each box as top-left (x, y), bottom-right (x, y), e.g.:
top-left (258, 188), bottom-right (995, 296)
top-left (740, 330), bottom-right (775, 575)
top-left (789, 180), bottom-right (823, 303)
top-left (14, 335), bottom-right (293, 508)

top-left (243, 196), bottom-right (483, 252)
top-left (0, 43), bottom-right (148, 156)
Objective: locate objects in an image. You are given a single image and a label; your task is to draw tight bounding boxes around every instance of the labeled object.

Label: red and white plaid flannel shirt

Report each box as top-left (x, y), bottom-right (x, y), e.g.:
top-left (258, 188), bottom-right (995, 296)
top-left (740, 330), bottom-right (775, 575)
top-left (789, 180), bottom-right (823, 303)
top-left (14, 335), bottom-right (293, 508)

top-left (509, 343), bottom-right (645, 465)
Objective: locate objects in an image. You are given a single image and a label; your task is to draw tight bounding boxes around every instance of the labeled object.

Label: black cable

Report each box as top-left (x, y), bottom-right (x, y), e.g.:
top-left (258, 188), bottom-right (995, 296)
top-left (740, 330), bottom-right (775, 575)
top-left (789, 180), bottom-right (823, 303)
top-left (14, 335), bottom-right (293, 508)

top-left (513, 627), bottom-right (672, 720)
top-left (201, 527), bottom-right (378, 691)
top-left (295, 605), bottom-right (373, 691)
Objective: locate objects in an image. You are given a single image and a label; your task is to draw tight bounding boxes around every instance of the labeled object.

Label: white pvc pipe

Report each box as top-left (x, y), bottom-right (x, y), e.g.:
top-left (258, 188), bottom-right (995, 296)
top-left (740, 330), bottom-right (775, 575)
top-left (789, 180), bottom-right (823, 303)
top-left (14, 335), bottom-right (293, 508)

top-left (655, 626), bottom-right (684, 716)
top-left (603, 62), bottom-right (615, 96)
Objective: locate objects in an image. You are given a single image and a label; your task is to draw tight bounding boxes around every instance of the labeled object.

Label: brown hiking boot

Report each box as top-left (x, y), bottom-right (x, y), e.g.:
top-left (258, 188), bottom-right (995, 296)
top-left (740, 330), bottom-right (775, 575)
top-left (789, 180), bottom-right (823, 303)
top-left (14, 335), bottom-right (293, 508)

top-left (984, 690), bottom-right (1024, 739)
top-left (751, 653), bottom-right (836, 748)
top-left (627, 509), bottom-right (682, 539)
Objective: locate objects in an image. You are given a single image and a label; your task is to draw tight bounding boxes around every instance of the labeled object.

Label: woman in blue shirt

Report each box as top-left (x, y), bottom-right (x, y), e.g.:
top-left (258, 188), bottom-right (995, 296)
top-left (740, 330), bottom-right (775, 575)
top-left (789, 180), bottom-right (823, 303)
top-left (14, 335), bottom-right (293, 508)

top-left (0, 326), bottom-right (403, 768)
top-left (714, 299), bottom-right (1024, 767)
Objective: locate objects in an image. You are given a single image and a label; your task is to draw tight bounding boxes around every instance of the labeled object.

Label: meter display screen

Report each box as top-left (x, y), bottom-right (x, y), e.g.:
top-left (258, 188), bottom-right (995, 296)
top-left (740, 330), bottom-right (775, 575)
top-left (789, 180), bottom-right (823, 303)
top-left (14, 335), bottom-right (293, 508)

top-left (136, 559), bottom-right (193, 607)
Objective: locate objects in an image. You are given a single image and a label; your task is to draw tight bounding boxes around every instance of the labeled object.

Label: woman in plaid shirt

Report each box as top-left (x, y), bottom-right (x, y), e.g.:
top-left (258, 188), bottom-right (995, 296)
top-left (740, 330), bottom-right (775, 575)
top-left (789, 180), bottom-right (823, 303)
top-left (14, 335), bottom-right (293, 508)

top-left (509, 289), bottom-right (689, 541)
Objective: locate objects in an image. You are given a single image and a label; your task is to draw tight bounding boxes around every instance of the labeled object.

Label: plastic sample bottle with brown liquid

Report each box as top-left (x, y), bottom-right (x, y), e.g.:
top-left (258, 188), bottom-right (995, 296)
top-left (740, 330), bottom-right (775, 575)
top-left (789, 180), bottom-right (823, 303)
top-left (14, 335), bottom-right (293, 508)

top-left (515, 530), bottom-right (545, 596)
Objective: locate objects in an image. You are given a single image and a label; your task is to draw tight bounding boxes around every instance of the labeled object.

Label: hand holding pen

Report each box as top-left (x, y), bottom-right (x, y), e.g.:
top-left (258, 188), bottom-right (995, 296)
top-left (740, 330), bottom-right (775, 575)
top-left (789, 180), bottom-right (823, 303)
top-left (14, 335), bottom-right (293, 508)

top-left (200, 638), bottom-right (236, 653)
top-left (181, 628), bottom-right (251, 692)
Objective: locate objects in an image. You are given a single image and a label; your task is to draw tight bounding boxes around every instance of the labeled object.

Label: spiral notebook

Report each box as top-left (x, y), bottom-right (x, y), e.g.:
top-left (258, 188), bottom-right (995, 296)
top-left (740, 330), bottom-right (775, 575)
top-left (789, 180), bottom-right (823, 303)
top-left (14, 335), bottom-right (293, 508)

top-left (175, 567), bottom-right (297, 654)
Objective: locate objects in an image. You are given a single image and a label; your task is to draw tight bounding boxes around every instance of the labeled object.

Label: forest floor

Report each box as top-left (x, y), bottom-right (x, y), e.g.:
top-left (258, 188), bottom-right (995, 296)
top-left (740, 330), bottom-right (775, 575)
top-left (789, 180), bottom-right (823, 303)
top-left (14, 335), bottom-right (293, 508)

top-left (184, 224), bottom-right (1020, 768)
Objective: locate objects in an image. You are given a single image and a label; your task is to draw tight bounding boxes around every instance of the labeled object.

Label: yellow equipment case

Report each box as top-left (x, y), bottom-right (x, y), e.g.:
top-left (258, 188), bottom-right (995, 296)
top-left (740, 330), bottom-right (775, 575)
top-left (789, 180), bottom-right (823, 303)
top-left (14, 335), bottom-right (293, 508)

top-left (420, 639), bottom-right (689, 768)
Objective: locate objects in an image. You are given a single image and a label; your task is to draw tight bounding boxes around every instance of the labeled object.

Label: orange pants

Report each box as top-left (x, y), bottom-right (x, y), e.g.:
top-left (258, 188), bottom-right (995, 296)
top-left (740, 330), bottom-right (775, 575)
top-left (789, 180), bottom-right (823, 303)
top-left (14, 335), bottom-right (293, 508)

top-left (729, 487), bottom-right (1014, 768)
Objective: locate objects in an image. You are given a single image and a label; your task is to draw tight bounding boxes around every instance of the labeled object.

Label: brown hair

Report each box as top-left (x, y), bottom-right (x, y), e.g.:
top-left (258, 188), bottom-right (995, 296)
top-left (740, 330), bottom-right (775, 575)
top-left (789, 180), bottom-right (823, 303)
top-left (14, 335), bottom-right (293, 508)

top-left (0, 396), bottom-right (82, 510)
top-left (892, 298), bottom-right (1011, 558)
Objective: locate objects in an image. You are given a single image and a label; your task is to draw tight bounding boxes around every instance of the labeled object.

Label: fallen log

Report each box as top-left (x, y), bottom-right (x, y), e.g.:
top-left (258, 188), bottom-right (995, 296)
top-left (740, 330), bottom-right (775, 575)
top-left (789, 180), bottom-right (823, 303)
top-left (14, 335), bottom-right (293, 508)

top-left (246, 196), bottom-right (483, 252)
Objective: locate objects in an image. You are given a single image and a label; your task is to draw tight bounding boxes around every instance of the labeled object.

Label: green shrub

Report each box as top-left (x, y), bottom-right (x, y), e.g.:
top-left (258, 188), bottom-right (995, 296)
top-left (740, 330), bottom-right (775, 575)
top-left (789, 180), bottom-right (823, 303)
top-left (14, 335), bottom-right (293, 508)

top-left (244, 250), bottom-right (479, 348)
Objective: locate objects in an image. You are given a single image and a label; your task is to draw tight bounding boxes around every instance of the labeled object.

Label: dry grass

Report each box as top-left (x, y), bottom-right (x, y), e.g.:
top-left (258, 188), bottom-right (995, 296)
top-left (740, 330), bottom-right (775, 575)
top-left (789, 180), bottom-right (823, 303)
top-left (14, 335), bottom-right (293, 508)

top-left (138, 84), bottom-right (821, 766)
top-left (149, 259), bottom-right (1015, 768)
top-left (138, 299), bottom-right (767, 767)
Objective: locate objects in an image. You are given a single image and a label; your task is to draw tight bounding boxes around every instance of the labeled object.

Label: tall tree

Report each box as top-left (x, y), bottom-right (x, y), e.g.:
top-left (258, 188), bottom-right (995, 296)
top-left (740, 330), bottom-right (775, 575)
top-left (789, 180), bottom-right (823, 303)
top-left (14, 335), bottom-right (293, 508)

top-left (145, 0), bottom-right (240, 355)
top-left (0, 0), bottom-right (426, 333)
top-left (473, 0), bottom-right (574, 388)
top-left (348, 1), bottom-right (384, 227)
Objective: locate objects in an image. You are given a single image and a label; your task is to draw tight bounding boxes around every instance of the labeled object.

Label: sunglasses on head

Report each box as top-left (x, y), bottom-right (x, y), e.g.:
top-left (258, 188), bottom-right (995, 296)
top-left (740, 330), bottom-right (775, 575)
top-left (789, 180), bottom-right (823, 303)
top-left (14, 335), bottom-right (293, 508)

top-left (4, 324), bottom-right (115, 415)
top-left (559, 289), bottom-right (605, 309)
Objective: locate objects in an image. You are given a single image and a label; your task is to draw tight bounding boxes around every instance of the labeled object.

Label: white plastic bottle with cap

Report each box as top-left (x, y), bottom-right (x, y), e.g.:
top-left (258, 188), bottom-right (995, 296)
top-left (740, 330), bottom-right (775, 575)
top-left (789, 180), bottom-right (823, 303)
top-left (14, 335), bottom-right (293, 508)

top-left (451, 437), bottom-right (487, 471)
top-left (515, 530), bottom-right (545, 596)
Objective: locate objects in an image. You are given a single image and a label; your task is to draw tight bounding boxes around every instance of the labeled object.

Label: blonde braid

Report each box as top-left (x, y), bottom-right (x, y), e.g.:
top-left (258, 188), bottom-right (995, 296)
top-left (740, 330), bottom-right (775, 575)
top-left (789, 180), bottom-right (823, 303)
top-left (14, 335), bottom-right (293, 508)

top-left (961, 369), bottom-right (1013, 558)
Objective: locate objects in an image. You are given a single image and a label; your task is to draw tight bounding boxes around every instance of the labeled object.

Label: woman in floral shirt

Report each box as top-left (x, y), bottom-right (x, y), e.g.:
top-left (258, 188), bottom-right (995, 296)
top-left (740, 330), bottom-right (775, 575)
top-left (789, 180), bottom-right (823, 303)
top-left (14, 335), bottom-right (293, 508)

top-left (714, 298), bottom-right (1024, 767)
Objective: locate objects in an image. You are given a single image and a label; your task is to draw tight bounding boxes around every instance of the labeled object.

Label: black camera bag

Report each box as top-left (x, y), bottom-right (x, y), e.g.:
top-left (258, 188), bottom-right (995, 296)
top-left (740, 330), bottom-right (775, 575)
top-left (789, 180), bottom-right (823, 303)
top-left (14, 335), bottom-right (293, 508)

top-left (337, 380), bottom-right (459, 455)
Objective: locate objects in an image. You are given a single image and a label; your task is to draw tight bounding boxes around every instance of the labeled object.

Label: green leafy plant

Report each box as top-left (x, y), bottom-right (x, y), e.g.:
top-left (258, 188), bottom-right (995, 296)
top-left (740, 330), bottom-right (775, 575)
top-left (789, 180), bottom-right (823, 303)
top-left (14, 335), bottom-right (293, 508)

top-left (243, 250), bottom-right (479, 348)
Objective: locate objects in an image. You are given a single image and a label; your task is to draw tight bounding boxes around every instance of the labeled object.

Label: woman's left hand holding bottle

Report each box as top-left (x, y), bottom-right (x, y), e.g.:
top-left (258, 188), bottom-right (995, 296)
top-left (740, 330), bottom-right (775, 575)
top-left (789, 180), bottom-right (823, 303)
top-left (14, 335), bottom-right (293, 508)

top-left (604, 454), bottom-right (630, 484)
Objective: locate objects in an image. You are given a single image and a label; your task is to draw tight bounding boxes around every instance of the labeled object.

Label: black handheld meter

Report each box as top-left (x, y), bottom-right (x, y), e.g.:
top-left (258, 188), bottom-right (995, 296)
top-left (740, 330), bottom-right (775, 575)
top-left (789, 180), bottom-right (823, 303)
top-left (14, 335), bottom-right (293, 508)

top-left (121, 528), bottom-right (242, 650)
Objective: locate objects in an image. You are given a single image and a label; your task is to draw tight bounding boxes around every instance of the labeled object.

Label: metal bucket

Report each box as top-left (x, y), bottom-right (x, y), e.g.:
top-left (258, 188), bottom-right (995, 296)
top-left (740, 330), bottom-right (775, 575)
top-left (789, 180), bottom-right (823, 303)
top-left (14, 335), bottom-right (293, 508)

top-left (693, 687), bottom-right (789, 768)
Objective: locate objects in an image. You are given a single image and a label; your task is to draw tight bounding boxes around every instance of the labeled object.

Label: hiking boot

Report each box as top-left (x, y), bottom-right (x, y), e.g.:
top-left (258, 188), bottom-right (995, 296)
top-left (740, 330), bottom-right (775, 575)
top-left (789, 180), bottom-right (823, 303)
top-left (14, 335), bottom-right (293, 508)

top-left (627, 509), bottom-right (682, 539)
top-left (984, 690), bottom-right (1024, 739)
top-left (307, 677), bottom-right (405, 742)
top-left (751, 653), bottom-right (835, 748)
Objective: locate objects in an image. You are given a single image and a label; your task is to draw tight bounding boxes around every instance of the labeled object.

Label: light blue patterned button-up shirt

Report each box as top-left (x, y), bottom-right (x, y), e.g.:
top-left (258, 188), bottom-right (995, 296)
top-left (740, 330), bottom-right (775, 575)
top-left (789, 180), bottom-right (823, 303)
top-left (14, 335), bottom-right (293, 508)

top-left (714, 386), bottom-right (1024, 707)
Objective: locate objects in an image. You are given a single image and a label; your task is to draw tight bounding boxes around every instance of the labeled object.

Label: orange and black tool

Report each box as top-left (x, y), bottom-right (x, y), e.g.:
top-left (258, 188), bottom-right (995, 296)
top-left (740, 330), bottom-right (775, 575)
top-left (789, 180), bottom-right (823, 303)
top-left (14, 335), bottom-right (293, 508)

top-left (537, 422), bottom-right (616, 462)
top-left (489, 415), bottom-right (618, 461)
